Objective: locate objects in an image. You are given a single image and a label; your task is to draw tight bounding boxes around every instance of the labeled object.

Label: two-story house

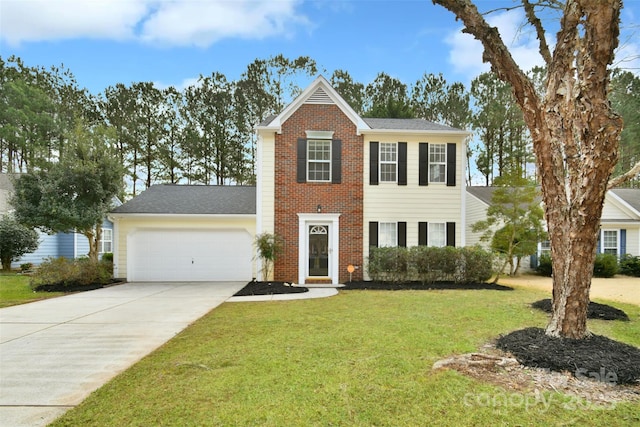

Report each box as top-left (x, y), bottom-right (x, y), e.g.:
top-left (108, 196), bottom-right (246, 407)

top-left (256, 76), bottom-right (469, 284)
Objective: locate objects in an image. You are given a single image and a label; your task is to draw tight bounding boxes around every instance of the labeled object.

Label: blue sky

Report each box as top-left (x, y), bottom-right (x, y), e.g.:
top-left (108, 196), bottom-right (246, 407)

top-left (2, 0), bottom-right (638, 96)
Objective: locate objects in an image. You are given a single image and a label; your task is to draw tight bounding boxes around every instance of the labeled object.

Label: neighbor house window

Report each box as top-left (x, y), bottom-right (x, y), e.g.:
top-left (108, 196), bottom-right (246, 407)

top-left (602, 230), bottom-right (618, 255)
top-left (379, 143), bottom-right (397, 182)
top-left (307, 139), bottom-right (331, 182)
top-left (379, 222), bottom-right (397, 247)
top-left (429, 144), bottom-right (446, 183)
top-left (428, 223), bottom-right (446, 247)
top-left (100, 228), bottom-right (113, 253)
top-left (540, 240), bottom-right (551, 255)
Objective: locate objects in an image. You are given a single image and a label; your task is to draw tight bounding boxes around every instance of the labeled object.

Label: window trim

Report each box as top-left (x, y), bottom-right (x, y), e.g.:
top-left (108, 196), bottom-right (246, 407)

top-left (601, 229), bottom-right (619, 256)
top-left (379, 142), bottom-right (398, 183)
top-left (100, 228), bottom-right (113, 254)
top-left (306, 139), bottom-right (332, 182)
top-left (429, 143), bottom-right (447, 184)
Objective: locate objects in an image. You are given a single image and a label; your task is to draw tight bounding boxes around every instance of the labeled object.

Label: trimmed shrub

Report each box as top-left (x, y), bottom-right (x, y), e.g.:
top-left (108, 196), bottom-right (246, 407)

top-left (593, 253), bottom-right (619, 278)
top-left (536, 253), bottom-right (553, 277)
top-left (537, 252), bottom-right (620, 278)
top-left (368, 245), bottom-right (493, 284)
top-left (458, 246), bottom-right (493, 283)
top-left (30, 257), bottom-right (113, 291)
top-left (367, 246), bottom-right (410, 283)
top-left (619, 254), bottom-right (640, 277)
top-left (101, 252), bottom-right (114, 263)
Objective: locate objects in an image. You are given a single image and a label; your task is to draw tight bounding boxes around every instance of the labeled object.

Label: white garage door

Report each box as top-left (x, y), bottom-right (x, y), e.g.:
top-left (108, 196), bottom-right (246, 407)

top-left (128, 229), bottom-right (252, 281)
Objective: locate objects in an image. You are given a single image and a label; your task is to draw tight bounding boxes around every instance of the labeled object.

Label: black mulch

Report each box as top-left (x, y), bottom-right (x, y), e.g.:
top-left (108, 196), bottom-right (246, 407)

top-left (531, 298), bottom-right (630, 321)
top-left (343, 280), bottom-right (513, 291)
top-left (234, 281), bottom-right (309, 296)
top-left (34, 279), bottom-right (124, 293)
top-left (496, 327), bottom-right (640, 385)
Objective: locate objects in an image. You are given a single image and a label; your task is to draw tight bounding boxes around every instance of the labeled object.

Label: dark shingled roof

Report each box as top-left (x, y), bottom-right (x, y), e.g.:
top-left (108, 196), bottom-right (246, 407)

top-left (111, 185), bottom-right (256, 215)
top-left (363, 118), bottom-right (464, 132)
top-left (611, 188), bottom-right (640, 213)
top-left (466, 186), bottom-right (497, 205)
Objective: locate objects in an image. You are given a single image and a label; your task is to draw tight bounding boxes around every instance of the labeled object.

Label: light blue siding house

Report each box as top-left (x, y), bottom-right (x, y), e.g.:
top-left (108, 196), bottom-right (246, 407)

top-left (0, 174), bottom-right (115, 268)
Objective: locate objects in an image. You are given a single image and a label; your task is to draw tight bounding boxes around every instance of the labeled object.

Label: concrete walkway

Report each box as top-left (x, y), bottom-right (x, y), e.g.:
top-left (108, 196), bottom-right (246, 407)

top-left (0, 281), bottom-right (246, 427)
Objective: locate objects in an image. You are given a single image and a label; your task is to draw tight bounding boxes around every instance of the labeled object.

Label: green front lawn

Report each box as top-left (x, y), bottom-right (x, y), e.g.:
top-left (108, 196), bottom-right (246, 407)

top-left (52, 288), bottom-right (640, 426)
top-left (0, 273), bottom-right (63, 308)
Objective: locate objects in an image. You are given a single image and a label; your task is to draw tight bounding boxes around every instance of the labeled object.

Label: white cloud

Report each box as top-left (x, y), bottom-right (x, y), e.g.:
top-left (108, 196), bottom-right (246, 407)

top-left (444, 9), bottom-right (546, 83)
top-left (0, 0), bottom-right (306, 47)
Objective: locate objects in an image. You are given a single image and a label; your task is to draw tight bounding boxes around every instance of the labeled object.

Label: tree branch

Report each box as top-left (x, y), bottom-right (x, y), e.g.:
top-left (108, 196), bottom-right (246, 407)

top-left (522, 0), bottom-right (553, 64)
top-left (608, 159), bottom-right (640, 189)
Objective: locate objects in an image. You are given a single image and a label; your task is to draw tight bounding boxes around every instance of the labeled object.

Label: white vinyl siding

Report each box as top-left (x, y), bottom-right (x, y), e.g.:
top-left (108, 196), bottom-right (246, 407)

top-left (429, 143), bottom-right (446, 183)
top-left (379, 143), bottom-right (397, 182)
top-left (307, 139), bottom-right (331, 182)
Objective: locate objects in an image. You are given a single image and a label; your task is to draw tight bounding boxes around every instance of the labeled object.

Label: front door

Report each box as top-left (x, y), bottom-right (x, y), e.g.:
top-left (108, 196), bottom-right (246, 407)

top-left (308, 225), bottom-right (329, 277)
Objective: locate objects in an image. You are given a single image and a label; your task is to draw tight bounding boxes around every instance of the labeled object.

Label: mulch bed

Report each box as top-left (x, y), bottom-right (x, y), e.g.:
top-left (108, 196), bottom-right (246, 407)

top-left (34, 279), bottom-right (124, 293)
top-left (496, 327), bottom-right (640, 385)
top-left (343, 280), bottom-right (513, 291)
top-left (234, 281), bottom-right (309, 296)
top-left (531, 298), bottom-right (630, 321)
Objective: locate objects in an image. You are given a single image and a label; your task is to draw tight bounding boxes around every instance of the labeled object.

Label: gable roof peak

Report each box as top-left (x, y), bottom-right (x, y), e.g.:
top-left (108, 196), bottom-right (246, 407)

top-left (256, 75), bottom-right (369, 134)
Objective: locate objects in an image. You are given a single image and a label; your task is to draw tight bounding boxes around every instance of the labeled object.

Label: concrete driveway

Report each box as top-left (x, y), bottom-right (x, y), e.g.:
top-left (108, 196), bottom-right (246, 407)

top-left (0, 281), bottom-right (245, 427)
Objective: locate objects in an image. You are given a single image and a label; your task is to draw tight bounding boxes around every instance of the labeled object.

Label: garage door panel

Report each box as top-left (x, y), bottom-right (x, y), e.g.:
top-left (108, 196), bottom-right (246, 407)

top-left (129, 229), bottom-right (252, 282)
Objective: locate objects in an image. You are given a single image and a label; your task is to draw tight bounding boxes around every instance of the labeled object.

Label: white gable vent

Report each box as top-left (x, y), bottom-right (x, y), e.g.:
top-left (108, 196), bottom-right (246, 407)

top-left (305, 87), bottom-right (334, 104)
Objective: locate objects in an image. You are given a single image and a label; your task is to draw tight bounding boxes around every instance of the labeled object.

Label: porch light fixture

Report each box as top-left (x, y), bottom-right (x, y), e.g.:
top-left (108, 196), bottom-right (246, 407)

top-left (317, 204), bottom-right (322, 213)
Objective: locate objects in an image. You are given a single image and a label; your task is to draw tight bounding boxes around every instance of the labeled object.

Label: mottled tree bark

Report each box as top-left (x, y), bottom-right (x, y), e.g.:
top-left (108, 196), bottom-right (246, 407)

top-left (433, 0), bottom-right (624, 338)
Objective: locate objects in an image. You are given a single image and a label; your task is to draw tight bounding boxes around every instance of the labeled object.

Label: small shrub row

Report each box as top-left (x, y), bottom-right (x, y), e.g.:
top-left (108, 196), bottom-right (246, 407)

top-left (30, 257), bottom-right (113, 291)
top-left (367, 245), bottom-right (493, 284)
top-left (619, 254), bottom-right (640, 277)
top-left (537, 253), bottom-right (620, 278)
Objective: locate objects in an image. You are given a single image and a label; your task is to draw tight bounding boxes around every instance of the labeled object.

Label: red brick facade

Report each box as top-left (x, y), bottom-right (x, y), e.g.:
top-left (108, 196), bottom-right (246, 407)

top-left (273, 103), bottom-right (364, 283)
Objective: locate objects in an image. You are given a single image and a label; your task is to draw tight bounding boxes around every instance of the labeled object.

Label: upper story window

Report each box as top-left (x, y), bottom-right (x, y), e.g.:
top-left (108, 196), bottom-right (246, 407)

top-left (297, 131), bottom-right (341, 184)
top-left (100, 228), bottom-right (113, 253)
top-left (307, 139), bottom-right (331, 182)
top-left (429, 144), bottom-right (446, 183)
top-left (379, 143), bottom-right (397, 182)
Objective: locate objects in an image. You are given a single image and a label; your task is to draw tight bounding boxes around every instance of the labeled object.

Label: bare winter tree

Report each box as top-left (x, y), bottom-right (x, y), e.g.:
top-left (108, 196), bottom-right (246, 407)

top-left (433, 0), bottom-right (640, 338)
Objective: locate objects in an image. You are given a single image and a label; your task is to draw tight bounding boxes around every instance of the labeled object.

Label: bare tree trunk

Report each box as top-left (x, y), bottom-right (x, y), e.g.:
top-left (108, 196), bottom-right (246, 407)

top-left (84, 224), bottom-right (101, 262)
top-left (433, 0), bottom-right (623, 339)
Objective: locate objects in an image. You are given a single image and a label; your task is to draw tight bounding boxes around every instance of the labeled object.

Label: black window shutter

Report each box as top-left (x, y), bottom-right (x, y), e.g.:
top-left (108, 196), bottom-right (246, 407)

top-left (446, 222), bottom-right (456, 247)
top-left (297, 138), bottom-right (307, 183)
top-left (332, 139), bottom-right (342, 184)
top-left (370, 142), bottom-right (379, 185)
top-left (419, 143), bottom-right (429, 186)
top-left (418, 222), bottom-right (428, 246)
top-left (369, 222), bottom-right (379, 247)
top-left (398, 142), bottom-right (407, 186)
top-left (446, 143), bottom-right (456, 186)
top-left (398, 222), bottom-right (407, 247)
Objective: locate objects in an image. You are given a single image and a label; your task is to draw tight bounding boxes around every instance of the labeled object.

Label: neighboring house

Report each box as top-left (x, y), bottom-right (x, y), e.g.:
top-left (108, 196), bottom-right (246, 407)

top-left (466, 186), bottom-right (640, 270)
top-left (256, 76), bottom-right (469, 284)
top-left (109, 185), bottom-right (256, 281)
top-left (0, 173), bottom-right (116, 268)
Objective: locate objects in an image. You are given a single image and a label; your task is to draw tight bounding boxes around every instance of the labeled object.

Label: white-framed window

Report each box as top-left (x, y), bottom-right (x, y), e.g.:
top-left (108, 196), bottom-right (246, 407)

top-left (307, 139), bottom-right (331, 182)
top-left (100, 228), bottom-right (113, 253)
top-left (429, 143), bottom-right (446, 183)
top-left (379, 222), bottom-right (397, 247)
top-left (602, 230), bottom-right (618, 255)
top-left (540, 240), bottom-right (551, 255)
top-left (428, 223), bottom-right (446, 247)
top-left (379, 143), bottom-right (397, 182)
